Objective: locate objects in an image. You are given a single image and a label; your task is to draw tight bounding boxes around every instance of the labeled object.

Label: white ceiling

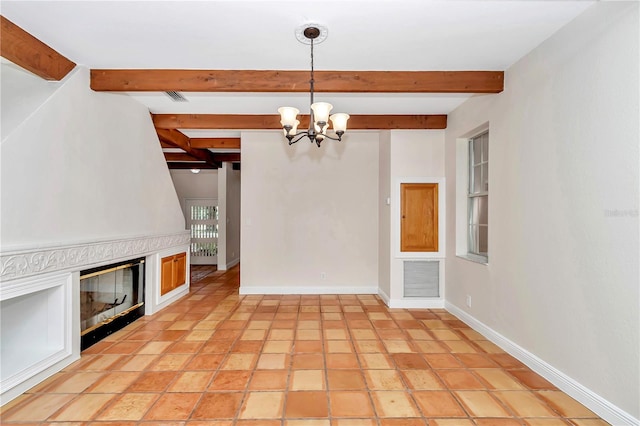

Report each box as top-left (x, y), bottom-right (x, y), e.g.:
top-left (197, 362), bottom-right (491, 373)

top-left (1, 1), bottom-right (593, 70)
top-left (1, 1), bottom-right (594, 118)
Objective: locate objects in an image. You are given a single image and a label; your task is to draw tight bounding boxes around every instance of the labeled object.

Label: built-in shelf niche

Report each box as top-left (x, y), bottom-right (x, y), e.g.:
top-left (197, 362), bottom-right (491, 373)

top-left (0, 272), bottom-right (72, 396)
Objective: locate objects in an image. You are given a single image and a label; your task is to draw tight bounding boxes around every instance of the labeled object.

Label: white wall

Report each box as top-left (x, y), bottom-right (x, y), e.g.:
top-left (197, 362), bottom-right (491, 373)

top-left (1, 60), bottom-right (61, 138)
top-left (240, 131), bottom-right (378, 293)
top-left (1, 66), bottom-right (185, 248)
top-left (169, 169), bottom-right (218, 223)
top-left (226, 165), bottom-right (241, 268)
top-left (217, 163), bottom-right (241, 270)
top-left (388, 130), bottom-right (446, 304)
top-left (378, 131), bottom-right (391, 298)
top-left (444, 2), bottom-right (639, 422)
top-left (0, 65), bottom-right (188, 404)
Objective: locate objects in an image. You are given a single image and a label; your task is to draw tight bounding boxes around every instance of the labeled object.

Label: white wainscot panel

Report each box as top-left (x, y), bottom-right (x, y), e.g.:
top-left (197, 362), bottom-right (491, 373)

top-left (0, 272), bottom-right (74, 402)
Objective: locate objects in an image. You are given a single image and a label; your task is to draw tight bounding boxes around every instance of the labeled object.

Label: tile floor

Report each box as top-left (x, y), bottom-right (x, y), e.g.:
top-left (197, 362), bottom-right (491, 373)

top-left (1, 265), bottom-right (611, 425)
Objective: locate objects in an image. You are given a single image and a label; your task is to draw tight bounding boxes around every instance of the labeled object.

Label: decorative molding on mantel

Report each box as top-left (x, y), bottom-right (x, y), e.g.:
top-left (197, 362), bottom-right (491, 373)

top-left (0, 231), bottom-right (190, 282)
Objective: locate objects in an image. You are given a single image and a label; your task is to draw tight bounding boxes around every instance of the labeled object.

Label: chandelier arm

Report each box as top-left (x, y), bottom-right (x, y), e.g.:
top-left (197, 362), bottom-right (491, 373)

top-left (288, 131), bottom-right (311, 145)
top-left (320, 133), bottom-right (343, 142)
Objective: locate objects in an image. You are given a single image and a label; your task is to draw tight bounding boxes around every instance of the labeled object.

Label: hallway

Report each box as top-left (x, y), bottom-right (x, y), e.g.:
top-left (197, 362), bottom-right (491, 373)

top-left (1, 265), bottom-right (607, 425)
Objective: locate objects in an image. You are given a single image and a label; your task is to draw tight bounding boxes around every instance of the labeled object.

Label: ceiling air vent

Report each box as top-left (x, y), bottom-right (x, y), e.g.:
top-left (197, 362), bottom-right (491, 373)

top-left (164, 91), bottom-right (188, 102)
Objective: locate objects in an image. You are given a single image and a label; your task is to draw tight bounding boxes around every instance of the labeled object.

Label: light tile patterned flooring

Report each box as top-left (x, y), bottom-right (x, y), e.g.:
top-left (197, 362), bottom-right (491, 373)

top-left (1, 265), bottom-right (610, 425)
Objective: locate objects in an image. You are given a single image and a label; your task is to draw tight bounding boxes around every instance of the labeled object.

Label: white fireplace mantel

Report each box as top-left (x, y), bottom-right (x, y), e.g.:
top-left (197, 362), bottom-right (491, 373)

top-left (0, 230), bottom-right (191, 405)
top-left (0, 231), bottom-right (190, 283)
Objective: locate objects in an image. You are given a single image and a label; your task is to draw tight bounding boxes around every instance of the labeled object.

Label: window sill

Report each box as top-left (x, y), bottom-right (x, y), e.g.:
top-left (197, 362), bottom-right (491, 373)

top-left (456, 254), bottom-right (488, 265)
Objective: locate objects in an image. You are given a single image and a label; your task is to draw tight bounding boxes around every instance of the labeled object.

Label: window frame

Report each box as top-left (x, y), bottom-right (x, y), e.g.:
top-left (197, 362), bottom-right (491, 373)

top-left (467, 131), bottom-right (489, 262)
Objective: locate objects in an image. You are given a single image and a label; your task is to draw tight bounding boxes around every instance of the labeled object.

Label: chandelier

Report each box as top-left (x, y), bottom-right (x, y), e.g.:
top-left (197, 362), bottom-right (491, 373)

top-left (278, 25), bottom-right (350, 147)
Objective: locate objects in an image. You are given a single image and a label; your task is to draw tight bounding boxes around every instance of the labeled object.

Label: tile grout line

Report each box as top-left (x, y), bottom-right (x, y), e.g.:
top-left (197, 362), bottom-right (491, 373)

top-left (0, 265), bottom-right (610, 425)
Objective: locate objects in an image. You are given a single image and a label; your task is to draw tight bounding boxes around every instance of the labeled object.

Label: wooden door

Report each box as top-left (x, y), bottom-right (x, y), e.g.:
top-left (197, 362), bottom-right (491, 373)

top-left (173, 252), bottom-right (187, 287)
top-left (401, 183), bottom-right (438, 252)
top-left (160, 255), bottom-right (174, 295)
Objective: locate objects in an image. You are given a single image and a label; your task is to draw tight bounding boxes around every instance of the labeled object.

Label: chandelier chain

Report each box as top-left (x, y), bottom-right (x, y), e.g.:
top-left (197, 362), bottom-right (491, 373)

top-left (309, 38), bottom-right (315, 106)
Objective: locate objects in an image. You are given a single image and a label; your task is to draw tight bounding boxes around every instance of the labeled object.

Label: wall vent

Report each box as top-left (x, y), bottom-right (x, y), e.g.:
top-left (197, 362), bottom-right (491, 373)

top-left (403, 260), bottom-right (439, 298)
top-left (164, 91), bottom-right (188, 102)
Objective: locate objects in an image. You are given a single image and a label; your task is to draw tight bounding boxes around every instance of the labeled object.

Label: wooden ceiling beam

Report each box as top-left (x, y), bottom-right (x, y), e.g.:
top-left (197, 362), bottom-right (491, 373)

top-left (0, 16), bottom-right (75, 81)
top-left (164, 152), bottom-right (200, 162)
top-left (156, 128), bottom-right (190, 148)
top-left (153, 114), bottom-right (447, 130)
top-left (190, 138), bottom-right (241, 149)
top-left (168, 162), bottom-right (218, 170)
top-left (164, 152), bottom-right (240, 163)
top-left (160, 140), bottom-right (177, 148)
top-left (90, 69), bottom-right (504, 93)
top-left (211, 153), bottom-right (241, 162)
top-left (155, 128), bottom-right (219, 167)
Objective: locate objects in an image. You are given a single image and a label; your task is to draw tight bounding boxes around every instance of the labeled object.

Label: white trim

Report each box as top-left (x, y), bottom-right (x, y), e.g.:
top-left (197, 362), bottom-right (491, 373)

top-left (0, 353), bottom-right (77, 406)
top-left (0, 232), bottom-right (190, 405)
top-left (225, 257), bottom-right (240, 270)
top-left (456, 253), bottom-right (489, 265)
top-left (147, 246), bottom-right (191, 314)
top-left (239, 285), bottom-right (378, 295)
top-left (218, 256), bottom-right (239, 271)
top-left (0, 272), bottom-right (77, 404)
top-left (0, 269), bottom-right (69, 301)
top-left (152, 285), bottom-right (190, 314)
top-left (393, 177), bottom-right (446, 258)
top-left (455, 124), bottom-right (490, 261)
top-left (381, 281), bottom-right (445, 308)
top-left (387, 298), bottom-right (445, 309)
top-left (445, 302), bottom-right (639, 426)
top-left (0, 231), bottom-right (191, 282)
top-left (378, 287), bottom-right (391, 305)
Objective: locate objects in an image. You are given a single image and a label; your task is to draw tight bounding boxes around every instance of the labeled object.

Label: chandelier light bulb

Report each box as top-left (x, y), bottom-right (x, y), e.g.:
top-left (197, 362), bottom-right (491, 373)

top-left (311, 102), bottom-right (333, 124)
top-left (330, 113), bottom-right (350, 133)
top-left (278, 107), bottom-right (299, 127)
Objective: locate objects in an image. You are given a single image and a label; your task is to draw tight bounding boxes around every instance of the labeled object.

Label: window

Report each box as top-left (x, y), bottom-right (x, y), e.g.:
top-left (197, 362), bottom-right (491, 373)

top-left (468, 131), bottom-right (488, 261)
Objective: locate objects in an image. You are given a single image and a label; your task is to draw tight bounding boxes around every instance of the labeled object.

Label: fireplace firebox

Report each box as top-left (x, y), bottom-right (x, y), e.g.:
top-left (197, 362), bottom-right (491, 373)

top-left (80, 258), bottom-right (145, 350)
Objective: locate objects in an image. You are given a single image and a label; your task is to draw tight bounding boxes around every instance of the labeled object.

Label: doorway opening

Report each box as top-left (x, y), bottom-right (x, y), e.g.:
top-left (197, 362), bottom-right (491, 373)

top-left (186, 198), bottom-right (218, 265)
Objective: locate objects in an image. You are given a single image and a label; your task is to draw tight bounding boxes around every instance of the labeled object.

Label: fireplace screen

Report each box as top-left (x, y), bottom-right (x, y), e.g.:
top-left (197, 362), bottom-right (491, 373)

top-left (80, 258), bottom-right (145, 349)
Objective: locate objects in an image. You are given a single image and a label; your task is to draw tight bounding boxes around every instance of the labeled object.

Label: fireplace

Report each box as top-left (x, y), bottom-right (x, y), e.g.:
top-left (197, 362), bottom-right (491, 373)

top-left (80, 258), bottom-right (145, 350)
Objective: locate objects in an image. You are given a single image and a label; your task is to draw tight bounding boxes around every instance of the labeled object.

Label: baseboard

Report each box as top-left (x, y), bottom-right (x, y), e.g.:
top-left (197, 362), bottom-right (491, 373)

top-left (388, 298), bottom-right (445, 309)
top-left (1, 352), bottom-right (78, 406)
top-left (154, 285), bottom-right (190, 313)
top-left (226, 258), bottom-right (240, 270)
top-left (239, 285), bottom-right (378, 295)
top-left (445, 302), bottom-right (639, 426)
top-left (378, 288), bottom-right (444, 308)
top-left (378, 287), bottom-right (391, 305)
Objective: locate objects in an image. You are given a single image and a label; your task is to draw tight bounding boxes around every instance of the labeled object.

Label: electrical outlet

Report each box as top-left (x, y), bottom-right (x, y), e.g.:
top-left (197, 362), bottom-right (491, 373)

top-left (466, 295), bottom-right (472, 308)
top-left (320, 272), bottom-right (326, 280)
